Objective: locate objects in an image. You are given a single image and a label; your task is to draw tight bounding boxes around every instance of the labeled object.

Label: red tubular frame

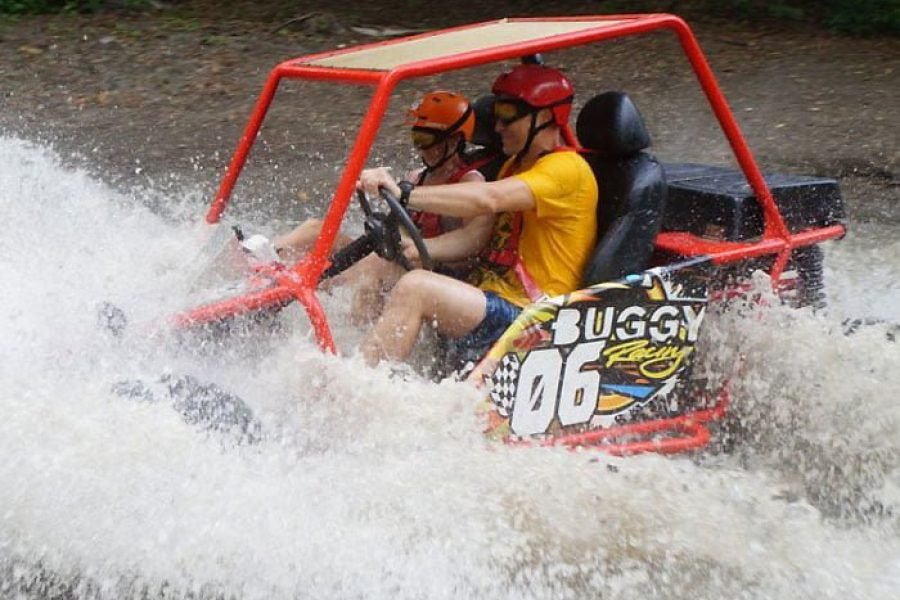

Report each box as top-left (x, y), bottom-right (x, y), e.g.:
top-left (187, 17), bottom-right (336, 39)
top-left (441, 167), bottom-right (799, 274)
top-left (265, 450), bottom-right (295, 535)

top-left (198, 13), bottom-right (845, 356)
top-left (547, 380), bottom-right (731, 455)
top-left (502, 378), bottom-right (731, 455)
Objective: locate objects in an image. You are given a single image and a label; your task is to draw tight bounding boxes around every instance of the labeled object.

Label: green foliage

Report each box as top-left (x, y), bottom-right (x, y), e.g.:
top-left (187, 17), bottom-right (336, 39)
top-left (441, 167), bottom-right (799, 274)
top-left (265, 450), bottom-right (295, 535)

top-left (0, 0), bottom-right (150, 14)
top-left (823, 0), bottom-right (900, 35)
top-left (767, 3), bottom-right (806, 22)
top-left (593, 0), bottom-right (899, 36)
top-left (694, 0), bottom-right (899, 35)
top-left (1, 0), bottom-right (897, 35)
top-left (0, 0), bottom-right (56, 13)
top-left (699, 0), bottom-right (899, 35)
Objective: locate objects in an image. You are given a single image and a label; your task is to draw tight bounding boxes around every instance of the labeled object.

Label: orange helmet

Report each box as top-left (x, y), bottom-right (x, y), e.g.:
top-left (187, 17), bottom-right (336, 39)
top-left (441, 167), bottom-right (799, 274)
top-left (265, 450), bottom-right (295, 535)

top-left (408, 91), bottom-right (475, 149)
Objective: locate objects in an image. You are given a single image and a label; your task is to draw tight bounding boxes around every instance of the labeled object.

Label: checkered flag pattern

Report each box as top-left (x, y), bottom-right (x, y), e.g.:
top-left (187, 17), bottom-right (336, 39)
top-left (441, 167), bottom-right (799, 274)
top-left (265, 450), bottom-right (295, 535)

top-left (488, 353), bottom-right (521, 417)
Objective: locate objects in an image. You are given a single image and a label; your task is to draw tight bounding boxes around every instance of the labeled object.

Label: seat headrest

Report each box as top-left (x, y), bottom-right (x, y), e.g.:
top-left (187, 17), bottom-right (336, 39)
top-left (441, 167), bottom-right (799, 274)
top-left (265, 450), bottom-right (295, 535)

top-left (470, 94), bottom-right (502, 152)
top-left (576, 92), bottom-right (651, 158)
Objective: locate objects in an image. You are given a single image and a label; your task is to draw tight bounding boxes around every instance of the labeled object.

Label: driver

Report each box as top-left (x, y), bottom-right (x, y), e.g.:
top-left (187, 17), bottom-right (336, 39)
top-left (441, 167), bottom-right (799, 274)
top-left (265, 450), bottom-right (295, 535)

top-left (356, 64), bottom-right (599, 367)
top-left (270, 90), bottom-right (496, 322)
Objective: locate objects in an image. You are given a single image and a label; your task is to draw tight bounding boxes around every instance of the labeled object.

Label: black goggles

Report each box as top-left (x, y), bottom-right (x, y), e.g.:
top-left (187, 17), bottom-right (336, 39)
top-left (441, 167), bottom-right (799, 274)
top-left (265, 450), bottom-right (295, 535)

top-left (410, 105), bottom-right (473, 150)
top-left (410, 127), bottom-right (445, 150)
top-left (492, 99), bottom-right (536, 125)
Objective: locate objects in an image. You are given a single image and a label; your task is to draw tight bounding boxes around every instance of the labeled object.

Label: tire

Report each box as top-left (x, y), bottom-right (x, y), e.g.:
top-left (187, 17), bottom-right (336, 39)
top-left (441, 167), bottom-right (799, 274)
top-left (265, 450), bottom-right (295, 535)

top-left (784, 245), bottom-right (826, 309)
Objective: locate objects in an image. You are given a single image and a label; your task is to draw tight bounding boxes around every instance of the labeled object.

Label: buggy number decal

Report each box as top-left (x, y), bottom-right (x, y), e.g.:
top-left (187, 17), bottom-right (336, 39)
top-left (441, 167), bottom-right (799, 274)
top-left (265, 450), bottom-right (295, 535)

top-left (486, 270), bottom-right (708, 437)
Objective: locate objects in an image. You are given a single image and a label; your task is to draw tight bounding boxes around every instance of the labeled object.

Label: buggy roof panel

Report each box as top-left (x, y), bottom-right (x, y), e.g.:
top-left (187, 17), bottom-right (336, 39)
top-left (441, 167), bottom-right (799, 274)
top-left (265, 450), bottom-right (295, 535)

top-left (299, 18), bottom-right (629, 71)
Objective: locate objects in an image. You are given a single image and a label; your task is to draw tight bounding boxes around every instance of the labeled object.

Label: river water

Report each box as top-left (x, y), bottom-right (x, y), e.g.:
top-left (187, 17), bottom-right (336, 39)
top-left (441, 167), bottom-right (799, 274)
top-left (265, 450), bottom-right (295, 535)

top-left (1, 135), bottom-right (898, 599)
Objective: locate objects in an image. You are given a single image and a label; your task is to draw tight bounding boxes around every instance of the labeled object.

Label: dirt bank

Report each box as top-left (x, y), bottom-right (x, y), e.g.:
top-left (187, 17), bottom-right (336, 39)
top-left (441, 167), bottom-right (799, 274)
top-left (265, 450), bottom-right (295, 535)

top-left (1, 4), bottom-right (897, 223)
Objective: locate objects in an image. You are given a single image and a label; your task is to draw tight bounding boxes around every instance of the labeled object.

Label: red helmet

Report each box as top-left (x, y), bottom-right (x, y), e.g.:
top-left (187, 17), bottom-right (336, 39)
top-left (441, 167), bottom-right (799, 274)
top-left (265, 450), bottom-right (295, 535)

top-left (407, 91), bottom-right (475, 148)
top-left (491, 64), bottom-right (574, 126)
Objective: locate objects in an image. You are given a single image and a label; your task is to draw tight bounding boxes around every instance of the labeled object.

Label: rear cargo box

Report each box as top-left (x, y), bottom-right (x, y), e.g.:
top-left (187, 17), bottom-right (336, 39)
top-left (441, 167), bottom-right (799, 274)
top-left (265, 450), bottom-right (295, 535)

top-left (662, 163), bottom-right (844, 241)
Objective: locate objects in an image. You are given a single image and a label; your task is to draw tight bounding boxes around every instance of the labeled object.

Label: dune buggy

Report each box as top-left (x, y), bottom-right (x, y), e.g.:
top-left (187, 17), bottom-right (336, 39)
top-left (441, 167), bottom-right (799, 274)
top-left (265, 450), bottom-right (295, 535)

top-left (174, 14), bottom-right (845, 454)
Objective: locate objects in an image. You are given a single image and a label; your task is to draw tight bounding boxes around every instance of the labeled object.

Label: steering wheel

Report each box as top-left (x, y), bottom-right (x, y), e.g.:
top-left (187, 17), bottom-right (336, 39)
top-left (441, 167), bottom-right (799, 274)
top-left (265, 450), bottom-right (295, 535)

top-left (356, 187), bottom-right (434, 271)
top-left (320, 188), bottom-right (434, 282)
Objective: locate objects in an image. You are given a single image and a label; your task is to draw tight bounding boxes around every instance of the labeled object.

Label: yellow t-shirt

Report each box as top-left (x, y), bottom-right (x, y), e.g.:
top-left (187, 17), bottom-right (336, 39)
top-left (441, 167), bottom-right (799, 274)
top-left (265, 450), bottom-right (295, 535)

top-left (478, 150), bottom-right (598, 307)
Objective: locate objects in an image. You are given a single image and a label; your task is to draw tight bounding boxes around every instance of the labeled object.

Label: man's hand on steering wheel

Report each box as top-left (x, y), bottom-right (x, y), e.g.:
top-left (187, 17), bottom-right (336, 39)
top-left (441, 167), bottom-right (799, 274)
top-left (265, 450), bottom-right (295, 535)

top-left (400, 237), bottom-right (425, 269)
top-left (320, 168), bottom-right (432, 282)
top-left (354, 168), bottom-right (433, 272)
top-left (357, 167), bottom-right (401, 199)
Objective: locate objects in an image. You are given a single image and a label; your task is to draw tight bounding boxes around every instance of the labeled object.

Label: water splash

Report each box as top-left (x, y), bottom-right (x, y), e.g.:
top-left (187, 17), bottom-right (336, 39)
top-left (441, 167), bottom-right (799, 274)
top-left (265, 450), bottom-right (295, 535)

top-left (1, 137), bottom-right (898, 599)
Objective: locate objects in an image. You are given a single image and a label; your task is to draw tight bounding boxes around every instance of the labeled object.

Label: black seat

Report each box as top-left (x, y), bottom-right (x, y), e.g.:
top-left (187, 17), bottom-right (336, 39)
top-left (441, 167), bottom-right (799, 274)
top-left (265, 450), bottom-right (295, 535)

top-left (465, 94), bottom-right (506, 182)
top-left (576, 92), bottom-right (667, 286)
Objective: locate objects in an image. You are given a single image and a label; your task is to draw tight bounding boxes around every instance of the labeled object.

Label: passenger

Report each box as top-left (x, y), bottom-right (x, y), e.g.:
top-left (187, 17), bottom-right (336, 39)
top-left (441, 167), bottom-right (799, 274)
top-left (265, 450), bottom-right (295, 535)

top-left (273, 90), bottom-right (490, 260)
top-left (269, 90), bottom-right (497, 323)
top-left (356, 64), bottom-right (599, 366)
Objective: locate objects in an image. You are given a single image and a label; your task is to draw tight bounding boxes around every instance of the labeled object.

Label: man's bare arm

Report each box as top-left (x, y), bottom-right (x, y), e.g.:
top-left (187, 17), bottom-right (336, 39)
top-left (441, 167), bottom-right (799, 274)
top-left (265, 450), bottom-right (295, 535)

top-left (421, 214), bottom-right (495, 262)
top-left (409, 177), bottom-right (535, 217)
top-left (357, 166), bottom-right (534, 218)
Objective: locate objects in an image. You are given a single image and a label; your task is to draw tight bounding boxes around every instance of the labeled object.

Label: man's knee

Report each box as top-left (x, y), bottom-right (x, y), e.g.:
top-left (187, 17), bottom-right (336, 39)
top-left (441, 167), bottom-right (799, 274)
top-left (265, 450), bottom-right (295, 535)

top-left (397, 269), bottom-right (435, 292)
top-left (298, 218), bottom-right (323, 233)
top-left (390, 269), bottom-right (443, 307)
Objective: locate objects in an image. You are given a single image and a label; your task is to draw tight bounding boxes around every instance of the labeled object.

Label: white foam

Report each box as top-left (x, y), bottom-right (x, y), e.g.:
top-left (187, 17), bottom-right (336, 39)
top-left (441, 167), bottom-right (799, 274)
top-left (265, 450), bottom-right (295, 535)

top-left (1, 137), bottom-right (898, 599)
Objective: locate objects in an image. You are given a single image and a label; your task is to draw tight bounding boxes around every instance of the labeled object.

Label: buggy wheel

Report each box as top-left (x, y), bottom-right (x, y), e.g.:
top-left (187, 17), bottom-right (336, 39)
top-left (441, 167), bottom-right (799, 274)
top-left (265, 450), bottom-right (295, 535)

top-left (784, 245), bottom-right (826, 309)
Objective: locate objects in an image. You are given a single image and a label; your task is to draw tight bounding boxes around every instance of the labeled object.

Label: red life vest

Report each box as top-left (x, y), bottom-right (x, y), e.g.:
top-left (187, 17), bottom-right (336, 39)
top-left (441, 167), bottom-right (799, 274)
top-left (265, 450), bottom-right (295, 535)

top-left (469, 147), bottom-right (576, 302)
top-left (408, 162), bottom-right (481, 238)
top-left (468, 210), bottom-right (544, 301)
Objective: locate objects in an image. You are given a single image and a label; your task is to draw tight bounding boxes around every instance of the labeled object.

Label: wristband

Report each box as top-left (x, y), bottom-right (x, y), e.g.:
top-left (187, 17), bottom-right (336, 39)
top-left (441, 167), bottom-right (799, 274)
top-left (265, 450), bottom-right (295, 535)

top-left (398, 180), bottom-right (415, 207)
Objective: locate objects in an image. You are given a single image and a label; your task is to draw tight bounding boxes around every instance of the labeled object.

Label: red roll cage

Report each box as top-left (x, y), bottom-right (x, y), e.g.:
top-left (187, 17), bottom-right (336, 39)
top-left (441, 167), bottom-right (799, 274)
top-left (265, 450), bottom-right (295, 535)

top-left (195, 14), bottom-right (846, 353)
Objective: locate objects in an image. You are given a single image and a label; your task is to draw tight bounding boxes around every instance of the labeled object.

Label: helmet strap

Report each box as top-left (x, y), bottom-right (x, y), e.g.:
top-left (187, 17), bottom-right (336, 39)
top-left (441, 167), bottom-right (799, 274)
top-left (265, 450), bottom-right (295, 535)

top-left (421, 136), bottom-right (464, 176)
top-left (513, 110), bottom-right (555, 165)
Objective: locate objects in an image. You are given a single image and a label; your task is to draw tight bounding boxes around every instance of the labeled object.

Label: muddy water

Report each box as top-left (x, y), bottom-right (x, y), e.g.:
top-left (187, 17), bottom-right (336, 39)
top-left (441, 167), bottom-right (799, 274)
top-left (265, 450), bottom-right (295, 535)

top-left (1, 136), bottom-right (898, 599)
